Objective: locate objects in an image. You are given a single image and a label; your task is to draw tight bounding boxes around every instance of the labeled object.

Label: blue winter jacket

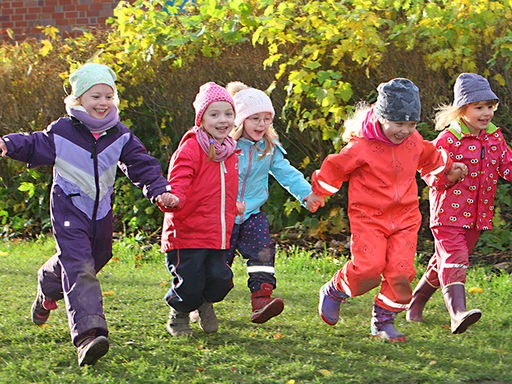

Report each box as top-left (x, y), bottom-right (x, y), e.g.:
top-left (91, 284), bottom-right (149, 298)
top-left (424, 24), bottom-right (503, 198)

top-left (236, 137), bottom-right (312, 224)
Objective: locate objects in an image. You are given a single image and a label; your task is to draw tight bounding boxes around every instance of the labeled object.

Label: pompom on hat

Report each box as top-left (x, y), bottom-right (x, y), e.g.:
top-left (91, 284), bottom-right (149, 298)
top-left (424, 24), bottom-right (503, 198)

top-left (233, 88), bottom-right (275, 127)
top-left (374, 78), bottom-right (421, 122)
top-left (69, 63), bottom-right (117, 98)
top-left (193, 82), bottom-right (235, 127)
top-left (453, 73), bottom-right (498, 107)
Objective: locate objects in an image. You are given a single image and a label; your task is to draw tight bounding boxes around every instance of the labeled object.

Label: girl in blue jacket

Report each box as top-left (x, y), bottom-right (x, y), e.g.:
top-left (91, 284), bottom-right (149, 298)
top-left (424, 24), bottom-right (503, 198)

top-left (225, 81), bottom-right (315, 323)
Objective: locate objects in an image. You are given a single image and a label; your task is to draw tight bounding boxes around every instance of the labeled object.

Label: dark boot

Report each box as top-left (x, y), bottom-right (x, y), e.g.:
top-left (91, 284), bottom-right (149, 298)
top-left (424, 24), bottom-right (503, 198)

top-left (166, 308), bottom-right (195, 337)
top-left (31, 290), bottom-right (58, 325)
top-left (443, 284), bottom-right (481, 334)
top-left (371, 305), bottom-right (406, 342)
top-left (406, 275), bottom-right (438, 322)
top-left (76, 329), bottom-right (109, 366)
top-left (250, 283), bottom-right (284, 323)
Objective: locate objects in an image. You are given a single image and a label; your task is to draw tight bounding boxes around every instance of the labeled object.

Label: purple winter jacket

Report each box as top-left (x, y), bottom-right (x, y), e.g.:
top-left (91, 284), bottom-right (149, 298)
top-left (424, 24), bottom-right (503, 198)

top-left (3, 117), bottom-right (171, 221)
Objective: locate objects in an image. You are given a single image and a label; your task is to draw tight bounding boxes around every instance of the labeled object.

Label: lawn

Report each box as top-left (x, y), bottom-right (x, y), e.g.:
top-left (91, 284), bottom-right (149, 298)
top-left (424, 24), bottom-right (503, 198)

top-left (0, 236), bottom-right (510, 383)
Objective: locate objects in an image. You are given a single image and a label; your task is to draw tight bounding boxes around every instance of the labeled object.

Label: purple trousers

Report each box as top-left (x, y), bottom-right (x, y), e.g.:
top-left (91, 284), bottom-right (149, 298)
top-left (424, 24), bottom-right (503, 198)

top-left (38, 187), bottom-right (113, 346)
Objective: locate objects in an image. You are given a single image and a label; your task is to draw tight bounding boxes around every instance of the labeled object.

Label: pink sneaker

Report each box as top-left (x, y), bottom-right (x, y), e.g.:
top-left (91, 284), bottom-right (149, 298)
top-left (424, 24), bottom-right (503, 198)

top-left (31, 293), bottom-right (57, 325)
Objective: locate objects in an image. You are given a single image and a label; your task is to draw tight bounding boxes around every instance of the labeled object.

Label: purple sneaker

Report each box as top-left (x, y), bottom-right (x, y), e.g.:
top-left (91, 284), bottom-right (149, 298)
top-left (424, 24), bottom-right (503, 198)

top-left (318, 280), bottom-right (348, 326)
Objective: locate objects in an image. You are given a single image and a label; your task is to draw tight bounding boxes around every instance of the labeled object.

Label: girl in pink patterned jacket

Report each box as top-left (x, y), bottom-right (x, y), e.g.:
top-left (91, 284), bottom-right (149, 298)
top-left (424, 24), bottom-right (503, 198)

top-left (407, 73), bottom-right (512, 334)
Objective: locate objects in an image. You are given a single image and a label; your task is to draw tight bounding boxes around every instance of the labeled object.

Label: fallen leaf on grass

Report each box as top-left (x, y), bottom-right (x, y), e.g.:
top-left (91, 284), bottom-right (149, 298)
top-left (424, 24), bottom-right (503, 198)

top-left (0, 251), bottom-right (8, 256)
top-left (195, 368), bottom-right (205, 372)
top-left (103, 291), bottom-right (115, 296)
top-left (318, 369), bottom-right (332, 376)
top-left (287, 380), bottom-right (296, 384)
top-left (468, 286), bottom-right (483, 293)
top-left (273, 333), bottom-right (284, 339)
top-left (40, 324), bottom-right (50, 328)
top-left (160, 281), bottom-right (169, 286)
top-left (112, 257), bottom-right (120, 261)
top-left (442, 325), bottom-right (450, 329)
top-left (231, 366), bottom-right (236, 372)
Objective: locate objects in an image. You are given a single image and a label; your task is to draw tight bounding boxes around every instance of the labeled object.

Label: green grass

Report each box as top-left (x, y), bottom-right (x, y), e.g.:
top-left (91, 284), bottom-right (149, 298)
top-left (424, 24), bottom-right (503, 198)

top-left (0, 237), bottom-right (511, 383)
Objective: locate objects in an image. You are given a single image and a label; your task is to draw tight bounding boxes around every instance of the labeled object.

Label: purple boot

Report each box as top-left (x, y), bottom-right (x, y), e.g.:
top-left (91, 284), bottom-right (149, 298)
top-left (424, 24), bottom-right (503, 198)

top-left (318, 279), bottom-right (348, 326)
top-left (371, 305), bottom-right (406, 342)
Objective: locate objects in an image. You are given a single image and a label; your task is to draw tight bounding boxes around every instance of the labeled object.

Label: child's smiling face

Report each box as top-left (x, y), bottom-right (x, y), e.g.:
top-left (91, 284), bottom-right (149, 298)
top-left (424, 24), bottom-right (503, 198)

top-left (79, 84), bottom-right (115, 120)
top-left (201, 101), bottom-right (235, 143)
top-left (462, 100), bottom-right (497, 135)
top-left (242, 112), bottom-right (273, 142)
top-left (380, 120), bottom-right (418, 144)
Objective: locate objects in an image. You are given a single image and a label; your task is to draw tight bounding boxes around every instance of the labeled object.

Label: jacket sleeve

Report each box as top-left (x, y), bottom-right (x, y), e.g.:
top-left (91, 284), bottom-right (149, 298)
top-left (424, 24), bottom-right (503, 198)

top-left (2, 126), bottom-right (56, 167)
top-left (311, 140), bottom-right (361, 197)
top-left (497, 133), bottom-right (512, 183)
top-left (118, 132), bottom-right (171, 203)
top-left (269, 144), bottom-right (312, 206)
top-left (421, 133), bottom-right (455, 190)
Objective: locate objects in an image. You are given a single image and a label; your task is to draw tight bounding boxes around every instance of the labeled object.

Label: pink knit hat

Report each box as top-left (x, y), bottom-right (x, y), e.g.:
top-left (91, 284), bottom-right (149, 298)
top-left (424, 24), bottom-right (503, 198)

top-left (233, 87), bottom-right (275, 127)
top-left (193, 82), bottom-right (235, 127)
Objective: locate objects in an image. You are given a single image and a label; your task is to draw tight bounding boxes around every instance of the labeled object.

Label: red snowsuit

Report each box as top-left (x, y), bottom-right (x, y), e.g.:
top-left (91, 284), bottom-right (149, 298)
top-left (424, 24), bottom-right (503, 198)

top-left (312, 130), bottom-right (453, 312)
top-left (422, 121), bottom-right (512, 288)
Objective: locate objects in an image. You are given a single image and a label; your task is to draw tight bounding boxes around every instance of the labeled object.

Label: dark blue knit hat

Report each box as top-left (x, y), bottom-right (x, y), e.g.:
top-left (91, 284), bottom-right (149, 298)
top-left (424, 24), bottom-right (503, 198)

top-left (453, 73), bottom-right (498, 107)
top-left (374, 78), bottom-right (421, 122)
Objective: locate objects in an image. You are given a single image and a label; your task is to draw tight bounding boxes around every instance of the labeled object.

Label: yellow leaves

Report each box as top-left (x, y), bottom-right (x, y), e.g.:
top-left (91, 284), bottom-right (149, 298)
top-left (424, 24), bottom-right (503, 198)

top-left (273, 333), bottom-right (284, 339)
top-left (40, 324), bottom-right (50, 328)
top-left (103, 291), bottom-right (115, 296)
top-left (39, 40), bottom-right (53, 57)
top-left (0, 251), bottom-right (7, 256)
top-left (160, 281), bottom-right (170, 286)
top-left (318, 369), bottom-right (332, 376)
top-left (468, 286), bottom-right (483, 294)
top-left (493, 74), bottom-right (506, 87)
top-left (287, 380), bottom-right (296, 384)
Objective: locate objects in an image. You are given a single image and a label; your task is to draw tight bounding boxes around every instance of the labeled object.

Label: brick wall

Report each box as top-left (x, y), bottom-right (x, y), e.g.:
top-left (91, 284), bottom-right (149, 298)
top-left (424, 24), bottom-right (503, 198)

top-left (0, 0), bottom-right (121, 41)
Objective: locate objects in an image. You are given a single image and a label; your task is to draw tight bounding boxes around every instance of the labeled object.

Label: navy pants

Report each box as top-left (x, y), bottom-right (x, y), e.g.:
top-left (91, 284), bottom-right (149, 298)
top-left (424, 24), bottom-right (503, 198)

top-left (165, 248), bottom-right (233, 313)
top-left (39, 194), bottom-right (112, 346)
top-left (226, 212), bottom-right (276, 292)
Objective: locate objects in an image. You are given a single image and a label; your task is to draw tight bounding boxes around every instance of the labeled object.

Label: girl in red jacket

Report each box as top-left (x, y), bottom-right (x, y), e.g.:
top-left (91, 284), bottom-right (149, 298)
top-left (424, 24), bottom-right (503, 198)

top-left (407, 73), bottom-right (512, 334)
top-left (307, 78), bottom-right (467, 341)
top-left (160, 82), bottom-right (240, 337)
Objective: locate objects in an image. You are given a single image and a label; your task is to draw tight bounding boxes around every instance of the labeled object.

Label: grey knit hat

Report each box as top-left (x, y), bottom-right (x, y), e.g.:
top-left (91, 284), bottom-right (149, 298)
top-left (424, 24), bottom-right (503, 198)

top-left (374, 78), bottom-right (421, 122)
top-left (453, 73), bottom-right (498, 107)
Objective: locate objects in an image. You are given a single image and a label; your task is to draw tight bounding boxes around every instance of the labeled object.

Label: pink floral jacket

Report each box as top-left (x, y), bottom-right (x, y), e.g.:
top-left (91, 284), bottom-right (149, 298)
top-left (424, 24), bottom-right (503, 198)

top-left (424, 120), bottom-right (512, 230)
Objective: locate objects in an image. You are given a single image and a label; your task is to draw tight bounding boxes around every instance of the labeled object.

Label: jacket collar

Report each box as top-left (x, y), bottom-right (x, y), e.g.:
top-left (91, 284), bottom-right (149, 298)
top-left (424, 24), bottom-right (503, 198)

top-left (448, 119), bottom-right (499, 139)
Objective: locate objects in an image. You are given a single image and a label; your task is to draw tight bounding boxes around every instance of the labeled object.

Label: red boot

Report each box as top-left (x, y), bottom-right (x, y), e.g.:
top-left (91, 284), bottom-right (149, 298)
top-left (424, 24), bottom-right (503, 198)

top-left (250, 283), bottom-right (284, 323)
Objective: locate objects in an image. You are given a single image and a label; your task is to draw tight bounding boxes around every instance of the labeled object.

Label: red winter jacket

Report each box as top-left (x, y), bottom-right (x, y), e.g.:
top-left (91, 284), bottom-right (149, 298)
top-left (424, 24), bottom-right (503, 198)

top-left (424, 121), bottom-right (512, 230)
top-left (161, 130), bottom-right (239, 251)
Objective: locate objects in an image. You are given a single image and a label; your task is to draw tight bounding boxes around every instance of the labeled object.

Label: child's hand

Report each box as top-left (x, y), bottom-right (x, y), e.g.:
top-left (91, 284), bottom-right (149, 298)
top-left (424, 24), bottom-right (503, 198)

top-left (304, 192), bottom-right (325, 213)
top-left (0, 139), bottom-right (7, 157)
top-left (156, 192), bottom-right (179, 211)
top-left (236, 201), bottom-right (246, 215)
top-left (446, 162), bottom-right (468, 183)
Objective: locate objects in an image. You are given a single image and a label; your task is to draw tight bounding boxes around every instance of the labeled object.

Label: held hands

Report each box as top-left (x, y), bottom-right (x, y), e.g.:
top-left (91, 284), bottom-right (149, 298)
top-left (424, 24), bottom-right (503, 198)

top-left (446, 162), bottom-right (468, 183)
top-left (236, 201), bottom-right (246, 215)
top-left (304, 192), bottom-right (325, 213)
top-left (156, 192), bottom-right (179, 212)
top-left (0, 139), bottom-right (7, 157)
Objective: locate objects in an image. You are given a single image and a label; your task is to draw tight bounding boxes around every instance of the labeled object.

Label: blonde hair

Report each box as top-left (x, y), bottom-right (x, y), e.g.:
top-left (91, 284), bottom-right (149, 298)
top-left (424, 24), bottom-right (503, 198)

top-left (434, 100), bottom-right (498, 131)
top-left (226, 81), bottom-right (278, 159)
top-left (342, 102), bottom-right (371, 143)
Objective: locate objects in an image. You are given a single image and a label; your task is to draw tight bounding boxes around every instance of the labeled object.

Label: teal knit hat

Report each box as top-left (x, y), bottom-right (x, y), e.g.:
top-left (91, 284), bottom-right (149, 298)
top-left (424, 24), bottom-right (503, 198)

top-left (69, 63), bottom-right (117, 98)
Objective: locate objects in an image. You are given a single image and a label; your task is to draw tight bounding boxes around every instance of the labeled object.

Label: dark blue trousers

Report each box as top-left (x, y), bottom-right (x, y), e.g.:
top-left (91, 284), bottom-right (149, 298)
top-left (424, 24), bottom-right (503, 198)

top-left (165, 248), bottom-right (233, 313)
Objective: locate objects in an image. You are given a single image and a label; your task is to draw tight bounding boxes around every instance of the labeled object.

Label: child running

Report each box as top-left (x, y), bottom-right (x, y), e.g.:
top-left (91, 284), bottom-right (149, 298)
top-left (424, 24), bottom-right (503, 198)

top-left (223, 81), bottom-right (315, 323)
top-left (0, 62), bottom-right (177, 365)
top-left (407, 73), bottom-right (512, 334)
top-left (308, 78), bottom-right (467, 341)
top-left (160, 82), bottom-right (240, 337)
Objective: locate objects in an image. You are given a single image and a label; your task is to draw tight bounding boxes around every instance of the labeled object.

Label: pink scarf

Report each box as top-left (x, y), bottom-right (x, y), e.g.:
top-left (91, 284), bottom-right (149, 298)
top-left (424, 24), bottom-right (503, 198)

top-left (361, 108), bottom-right (395, 145)
top-left (193, 126), bottom-right (237, 162)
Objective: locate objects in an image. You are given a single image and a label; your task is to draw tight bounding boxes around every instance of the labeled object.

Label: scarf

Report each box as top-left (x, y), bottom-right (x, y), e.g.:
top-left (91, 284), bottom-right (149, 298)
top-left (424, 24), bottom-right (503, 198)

top-left (66, 105), bottom-right (119, 133)
top-left (361, 108), bottom-right (395, 145)
top-left (193, 126), bottom-right (237, 162)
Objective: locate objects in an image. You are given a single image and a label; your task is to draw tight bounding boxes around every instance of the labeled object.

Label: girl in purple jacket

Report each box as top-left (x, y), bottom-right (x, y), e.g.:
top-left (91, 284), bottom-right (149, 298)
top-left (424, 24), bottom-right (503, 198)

top-left (0, 63), bottom-right (177, 366)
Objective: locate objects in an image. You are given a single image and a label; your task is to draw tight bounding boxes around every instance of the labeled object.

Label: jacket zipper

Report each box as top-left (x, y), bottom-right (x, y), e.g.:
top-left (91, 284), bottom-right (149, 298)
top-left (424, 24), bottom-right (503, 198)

top-left (91, 138), bottom-right (100, 221)
top-left (220, 161), bottom-right (227, 249)
top-left (239, 144), bottom-right (254, 204)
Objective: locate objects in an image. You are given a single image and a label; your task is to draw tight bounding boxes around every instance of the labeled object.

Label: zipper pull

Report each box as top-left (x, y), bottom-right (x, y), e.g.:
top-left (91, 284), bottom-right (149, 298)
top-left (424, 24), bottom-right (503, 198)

top-left (481, 145), bottom-right (485, 159)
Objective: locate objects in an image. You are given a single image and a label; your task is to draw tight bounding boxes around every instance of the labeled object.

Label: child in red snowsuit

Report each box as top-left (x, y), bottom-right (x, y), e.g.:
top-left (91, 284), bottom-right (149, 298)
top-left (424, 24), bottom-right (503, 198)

top-left (307, 78), bottom-right (467, 341)
top-left (407, 73), bottom-right (512, 334)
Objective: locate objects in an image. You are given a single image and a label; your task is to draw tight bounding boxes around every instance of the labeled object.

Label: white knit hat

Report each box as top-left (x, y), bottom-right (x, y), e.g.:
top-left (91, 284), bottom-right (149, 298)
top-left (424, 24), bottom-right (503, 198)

top-left (233, 88), bottom-right (275, 127)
